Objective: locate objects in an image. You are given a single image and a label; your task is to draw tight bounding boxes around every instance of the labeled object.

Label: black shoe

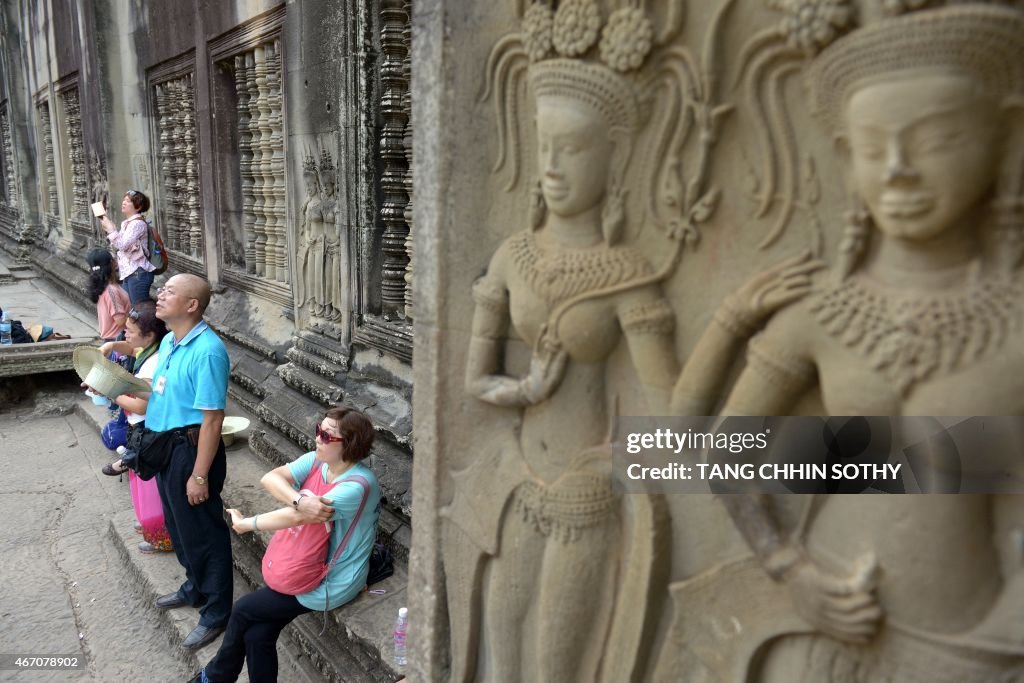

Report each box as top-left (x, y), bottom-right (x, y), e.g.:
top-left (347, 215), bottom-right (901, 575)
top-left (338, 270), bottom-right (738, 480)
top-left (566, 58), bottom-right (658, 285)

top-left (155, 592), bottom-right (188, 609)
top-left (182, 624), bottom-right (224, 651)
top-left (102, 461), bottom-right (129, 476)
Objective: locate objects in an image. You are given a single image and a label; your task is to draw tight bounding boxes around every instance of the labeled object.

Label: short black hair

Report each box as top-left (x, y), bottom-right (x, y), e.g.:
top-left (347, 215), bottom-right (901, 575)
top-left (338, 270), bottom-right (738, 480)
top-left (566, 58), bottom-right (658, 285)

top-left (324, 406), bottom-right (375, 463)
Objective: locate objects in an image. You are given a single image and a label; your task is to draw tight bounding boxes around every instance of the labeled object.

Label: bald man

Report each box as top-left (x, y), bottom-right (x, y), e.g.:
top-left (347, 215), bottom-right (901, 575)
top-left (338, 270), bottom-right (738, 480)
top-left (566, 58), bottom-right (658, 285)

top-left (148, 273), bottom-right (233, 651)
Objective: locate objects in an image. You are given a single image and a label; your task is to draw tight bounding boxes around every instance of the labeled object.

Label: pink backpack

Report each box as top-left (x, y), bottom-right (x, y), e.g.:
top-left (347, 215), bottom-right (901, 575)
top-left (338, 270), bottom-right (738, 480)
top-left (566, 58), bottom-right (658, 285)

top-left (262, 465), bottom-right (370, 595)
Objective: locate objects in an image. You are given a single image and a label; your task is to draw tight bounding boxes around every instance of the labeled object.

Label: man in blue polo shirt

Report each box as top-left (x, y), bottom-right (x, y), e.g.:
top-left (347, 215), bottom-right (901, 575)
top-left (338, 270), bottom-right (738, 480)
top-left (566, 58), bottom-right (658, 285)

top-left (148, 273), bottom-right (232, 651)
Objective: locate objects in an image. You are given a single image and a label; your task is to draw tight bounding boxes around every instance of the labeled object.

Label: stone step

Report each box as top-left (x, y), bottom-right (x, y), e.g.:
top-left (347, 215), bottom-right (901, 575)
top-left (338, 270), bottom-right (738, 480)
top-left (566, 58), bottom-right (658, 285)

top-left (293, 331), bottom-right (350, 371)
top-left (107, 508), bottom-right (323, 683)
top-left (286, 345), bottom-right (343, 381)
top-left (0, 257), bottom-right (13, 284)
top-left (278, 361), bottom-right (345, 407)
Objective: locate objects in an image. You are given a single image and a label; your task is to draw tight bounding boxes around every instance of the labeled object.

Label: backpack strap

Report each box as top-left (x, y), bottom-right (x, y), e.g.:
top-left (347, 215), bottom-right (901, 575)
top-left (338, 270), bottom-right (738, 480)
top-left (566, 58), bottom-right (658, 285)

top-left (324, 474), bottom-right (371, 570)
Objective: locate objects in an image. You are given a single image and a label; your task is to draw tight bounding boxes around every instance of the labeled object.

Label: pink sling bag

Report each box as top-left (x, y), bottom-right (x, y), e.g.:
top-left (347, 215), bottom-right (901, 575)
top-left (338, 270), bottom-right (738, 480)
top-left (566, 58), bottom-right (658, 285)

top-left (262, 464), bottom-right (371, 595)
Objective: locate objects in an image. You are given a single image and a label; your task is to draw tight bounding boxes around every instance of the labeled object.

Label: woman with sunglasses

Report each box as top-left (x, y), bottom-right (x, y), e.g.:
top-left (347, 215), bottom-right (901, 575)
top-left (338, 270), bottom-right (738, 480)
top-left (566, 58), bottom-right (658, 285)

top-left (191, 406), bottom-right (381, 683)
top-left (95, 299), bottom-right (174, 554)
top-left (99, 189), bottom-right (155, 304)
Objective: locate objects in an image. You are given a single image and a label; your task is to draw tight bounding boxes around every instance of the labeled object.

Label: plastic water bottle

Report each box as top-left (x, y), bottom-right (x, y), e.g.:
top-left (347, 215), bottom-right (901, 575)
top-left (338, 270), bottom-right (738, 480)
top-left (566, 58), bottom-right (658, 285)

top-left (393, 606), bottom-right (408, 668)
top-left (0, 311), bottom-right (11, 346)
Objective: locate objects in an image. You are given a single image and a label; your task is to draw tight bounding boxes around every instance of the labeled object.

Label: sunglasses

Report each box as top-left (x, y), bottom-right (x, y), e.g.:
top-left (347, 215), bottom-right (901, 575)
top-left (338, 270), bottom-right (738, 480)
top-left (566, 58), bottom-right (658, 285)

top-left (315, 424), bottom-right (343, 444)
top-left (128, 309), bottom-right (141, 321)
top-left (126, 189), bottom-right (141, 197)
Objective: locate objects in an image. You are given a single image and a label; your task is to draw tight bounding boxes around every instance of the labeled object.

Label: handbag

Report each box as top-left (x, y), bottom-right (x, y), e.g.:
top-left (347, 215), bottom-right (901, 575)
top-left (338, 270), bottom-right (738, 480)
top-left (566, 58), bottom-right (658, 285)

top-left (366, 542), bottom-right (394, 586)
top-left (123, 425), bottom-right (180, 480)
top-left (262, 470), bottom-right (371, 596)
top-left (101, 409), bottom-right (130, 450)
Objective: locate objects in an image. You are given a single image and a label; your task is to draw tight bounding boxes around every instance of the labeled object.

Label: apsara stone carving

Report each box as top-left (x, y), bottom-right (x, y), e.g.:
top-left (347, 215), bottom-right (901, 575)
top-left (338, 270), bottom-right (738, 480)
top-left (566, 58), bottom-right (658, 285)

top-left (442, 1), bottom-right (824, 681)
top-left (661, 4), bottom-right (1024, 681)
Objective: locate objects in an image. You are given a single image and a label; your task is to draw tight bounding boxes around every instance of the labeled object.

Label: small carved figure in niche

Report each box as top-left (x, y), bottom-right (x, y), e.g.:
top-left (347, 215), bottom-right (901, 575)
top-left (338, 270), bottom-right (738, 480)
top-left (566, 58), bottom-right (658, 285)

top-left (296, 150), bottom-right (324, 316)
top-left (703, 5), bottom-right (1024, 681)
top-left (442, 2), bottom-right (823, 680)
top-left (319, 149), bottom-right (342, 322)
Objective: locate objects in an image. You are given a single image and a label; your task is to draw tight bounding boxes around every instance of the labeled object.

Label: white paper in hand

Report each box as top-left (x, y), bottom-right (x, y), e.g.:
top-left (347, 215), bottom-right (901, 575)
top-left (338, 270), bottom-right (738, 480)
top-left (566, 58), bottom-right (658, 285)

top-left (90, 202), bottom-right (106, 217)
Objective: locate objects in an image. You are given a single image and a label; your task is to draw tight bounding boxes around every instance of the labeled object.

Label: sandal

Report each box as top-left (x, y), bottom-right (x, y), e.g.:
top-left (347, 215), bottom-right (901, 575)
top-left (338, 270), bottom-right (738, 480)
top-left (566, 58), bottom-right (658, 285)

top-left (102, 460), bottom-right (129, 476)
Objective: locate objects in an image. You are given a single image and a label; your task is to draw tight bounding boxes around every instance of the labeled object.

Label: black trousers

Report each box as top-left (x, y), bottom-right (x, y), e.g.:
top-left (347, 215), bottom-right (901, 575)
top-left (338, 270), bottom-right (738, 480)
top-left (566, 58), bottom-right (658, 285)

top-left (155, 435), bottom-right (233, 628)
top-left (202, 587), bottom-right (312, 683)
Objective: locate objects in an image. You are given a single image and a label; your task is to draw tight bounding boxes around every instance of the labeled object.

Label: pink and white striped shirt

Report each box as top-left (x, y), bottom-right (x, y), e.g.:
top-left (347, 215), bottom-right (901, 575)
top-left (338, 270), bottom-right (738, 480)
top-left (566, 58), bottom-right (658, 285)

top-left (106, 213), bottom-right (155, 280)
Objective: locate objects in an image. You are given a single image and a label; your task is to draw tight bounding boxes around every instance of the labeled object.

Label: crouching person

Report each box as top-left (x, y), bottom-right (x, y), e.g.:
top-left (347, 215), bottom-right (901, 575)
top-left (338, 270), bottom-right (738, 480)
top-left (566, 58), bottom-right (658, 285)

top-left (191, 406), bottom-right (381, 683)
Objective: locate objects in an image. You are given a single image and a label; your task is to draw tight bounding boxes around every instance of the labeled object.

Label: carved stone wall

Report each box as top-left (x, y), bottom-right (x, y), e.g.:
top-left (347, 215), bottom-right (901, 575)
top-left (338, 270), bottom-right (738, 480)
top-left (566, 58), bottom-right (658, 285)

top-left (409, 1), bottom-right (1024, 681)
top-left (153, 73), bottom-right (203, 259)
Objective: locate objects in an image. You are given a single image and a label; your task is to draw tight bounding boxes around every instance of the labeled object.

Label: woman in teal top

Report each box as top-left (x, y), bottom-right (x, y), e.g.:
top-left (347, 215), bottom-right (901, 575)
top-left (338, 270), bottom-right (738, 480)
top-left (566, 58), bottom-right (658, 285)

top-left (192, 406), bottom-right (381, 683)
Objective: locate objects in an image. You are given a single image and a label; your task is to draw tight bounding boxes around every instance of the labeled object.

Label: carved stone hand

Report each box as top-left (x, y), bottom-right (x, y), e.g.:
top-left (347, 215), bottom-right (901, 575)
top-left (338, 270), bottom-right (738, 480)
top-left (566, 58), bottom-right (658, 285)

top-left (782, 552), bottom-right (882, 645)
top-left (728, 249), bottom-right (825, 330)
top-left (518, 324), bottom-right (569, 405)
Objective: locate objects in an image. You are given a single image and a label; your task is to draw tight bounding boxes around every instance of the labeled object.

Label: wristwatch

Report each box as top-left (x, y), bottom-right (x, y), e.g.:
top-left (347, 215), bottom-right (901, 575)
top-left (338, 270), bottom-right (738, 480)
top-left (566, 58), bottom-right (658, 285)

top-left (193, 474), bottom-right (208, 486)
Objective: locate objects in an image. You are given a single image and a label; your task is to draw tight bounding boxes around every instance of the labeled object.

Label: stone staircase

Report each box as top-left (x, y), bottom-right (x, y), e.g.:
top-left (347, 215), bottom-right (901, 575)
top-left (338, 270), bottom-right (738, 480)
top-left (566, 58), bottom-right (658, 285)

top-left (76, 399), bottom-right (407, 683)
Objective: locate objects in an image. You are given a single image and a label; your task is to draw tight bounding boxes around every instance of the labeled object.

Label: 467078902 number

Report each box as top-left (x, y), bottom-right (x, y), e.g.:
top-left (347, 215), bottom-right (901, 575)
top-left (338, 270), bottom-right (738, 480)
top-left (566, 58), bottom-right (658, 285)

top-left (0, 655), bottom-right (82, 670)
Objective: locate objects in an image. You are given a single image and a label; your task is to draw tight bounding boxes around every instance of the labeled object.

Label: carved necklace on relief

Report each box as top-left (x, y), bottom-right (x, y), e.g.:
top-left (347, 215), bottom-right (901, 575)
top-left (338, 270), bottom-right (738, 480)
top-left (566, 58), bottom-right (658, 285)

top-left (508, 230), bottom-right (653, 307)
top-left (809, 262), bottom-right (1024, 395)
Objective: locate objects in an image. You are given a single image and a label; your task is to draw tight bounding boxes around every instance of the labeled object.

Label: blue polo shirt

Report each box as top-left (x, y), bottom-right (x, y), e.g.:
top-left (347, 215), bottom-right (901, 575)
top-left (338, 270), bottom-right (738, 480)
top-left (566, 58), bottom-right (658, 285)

top-left (146, 321), bottom-right (230, 431)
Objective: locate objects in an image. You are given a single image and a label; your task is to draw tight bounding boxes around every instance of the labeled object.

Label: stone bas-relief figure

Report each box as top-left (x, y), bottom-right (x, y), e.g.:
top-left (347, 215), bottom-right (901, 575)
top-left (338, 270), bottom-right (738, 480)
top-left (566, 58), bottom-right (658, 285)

top-left (296, 148), bottom-right (342, 325)
top-left (441, 2), bottom-right (822, 680)
top-left (681, 5), bottom-right (1024, 682)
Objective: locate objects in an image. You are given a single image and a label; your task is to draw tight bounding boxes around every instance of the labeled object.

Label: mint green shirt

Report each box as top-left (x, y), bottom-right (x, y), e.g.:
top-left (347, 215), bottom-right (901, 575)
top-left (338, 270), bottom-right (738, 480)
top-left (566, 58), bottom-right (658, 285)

top-left (287, 453), bottom-right (381, 610)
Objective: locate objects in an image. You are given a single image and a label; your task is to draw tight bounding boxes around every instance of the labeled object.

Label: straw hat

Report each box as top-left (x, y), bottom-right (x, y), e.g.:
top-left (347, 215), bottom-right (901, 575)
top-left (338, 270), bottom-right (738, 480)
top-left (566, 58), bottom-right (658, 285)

top-left (221, 416), bottom-right (251, 446)
top-left (72, 346), bottom-right (152, 399)
top-left (27, 324), bottom-right (53, 342)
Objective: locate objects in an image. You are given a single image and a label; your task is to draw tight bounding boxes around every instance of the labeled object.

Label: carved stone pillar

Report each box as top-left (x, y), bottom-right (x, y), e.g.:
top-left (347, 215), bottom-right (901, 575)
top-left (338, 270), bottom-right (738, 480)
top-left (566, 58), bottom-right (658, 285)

top-left (236, 54), bottom-right (256, 273)
top-left (0, 104), bottom-right (16, 206)
top-left (402, 0), bottom-right (414, 320)
top-left (182, 75), bottom-right (203, 258)
top-left (39, 102), bottom-right (58, 219)
top-left (266, 40), bottom-right (287, 283)
top-left (62, 88), bottom-right (87, 220)
top-left (379, 0), bottom-right (410, 319)
top-left (156, 83), bottom-right (177, 249)
top-left (171, 81), bottom-right (189, 254)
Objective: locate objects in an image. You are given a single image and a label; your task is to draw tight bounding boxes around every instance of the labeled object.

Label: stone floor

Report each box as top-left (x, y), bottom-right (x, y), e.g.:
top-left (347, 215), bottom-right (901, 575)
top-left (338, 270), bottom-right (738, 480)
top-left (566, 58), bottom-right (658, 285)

top-left (0, 254), bottom-right (98, 339)
top-left (0, 252), bottom-right (101, 379)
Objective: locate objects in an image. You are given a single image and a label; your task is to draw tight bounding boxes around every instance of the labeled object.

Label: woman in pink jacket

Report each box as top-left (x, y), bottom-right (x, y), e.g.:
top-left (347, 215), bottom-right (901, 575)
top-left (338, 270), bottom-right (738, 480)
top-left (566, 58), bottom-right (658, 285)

top-left (100, 189), bottom-right (155, 304)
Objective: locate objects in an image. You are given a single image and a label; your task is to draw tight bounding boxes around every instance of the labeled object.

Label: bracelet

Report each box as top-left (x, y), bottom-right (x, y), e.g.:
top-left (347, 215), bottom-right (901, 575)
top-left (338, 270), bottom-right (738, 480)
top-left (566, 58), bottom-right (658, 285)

top-left (252, 515), bottom-right (259, 532)
top-left (713, 295), bottom-right (759, 339)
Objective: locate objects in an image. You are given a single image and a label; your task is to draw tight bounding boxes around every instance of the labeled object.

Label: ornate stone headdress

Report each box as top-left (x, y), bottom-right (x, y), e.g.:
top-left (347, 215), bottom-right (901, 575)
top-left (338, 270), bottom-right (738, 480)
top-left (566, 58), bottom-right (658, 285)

top-left (807, 4), bottom-right (1024, 130)
top-left (737, 0), bottom-right (1024, 249)
top-left (318, 146), bottom-right (335, 173)
top-left (485, 1), bottom-right (732, 250)
top-left (302, 148), bottom-right (318, 174)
